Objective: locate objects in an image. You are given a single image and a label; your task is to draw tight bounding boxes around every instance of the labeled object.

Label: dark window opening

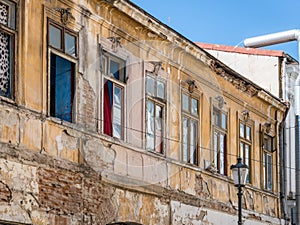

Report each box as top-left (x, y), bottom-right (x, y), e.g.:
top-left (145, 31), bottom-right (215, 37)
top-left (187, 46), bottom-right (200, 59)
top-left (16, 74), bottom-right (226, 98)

top-left (50, 53), bottom-right (75, 122)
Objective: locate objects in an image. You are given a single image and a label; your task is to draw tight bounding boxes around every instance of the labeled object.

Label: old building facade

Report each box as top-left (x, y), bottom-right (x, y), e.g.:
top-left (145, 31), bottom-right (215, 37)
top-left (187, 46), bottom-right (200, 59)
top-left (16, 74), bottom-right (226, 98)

top-left (197, 43), bottom-right (299, 224)
top-left (0, 0), bottom-right (288, 224)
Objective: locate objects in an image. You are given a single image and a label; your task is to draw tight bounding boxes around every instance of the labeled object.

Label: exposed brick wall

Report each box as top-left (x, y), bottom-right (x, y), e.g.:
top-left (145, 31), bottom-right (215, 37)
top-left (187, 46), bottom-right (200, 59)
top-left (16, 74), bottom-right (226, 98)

top-left (38, 166), bottom-right (116, 225)
top-left (38, 168), bottom-right (83, 215)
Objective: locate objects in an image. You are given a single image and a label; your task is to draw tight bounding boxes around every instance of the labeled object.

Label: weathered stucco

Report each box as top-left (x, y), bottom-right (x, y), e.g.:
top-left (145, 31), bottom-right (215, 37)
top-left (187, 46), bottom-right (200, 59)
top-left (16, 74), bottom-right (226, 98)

top-left (0, 0), bottom-right (288, 224)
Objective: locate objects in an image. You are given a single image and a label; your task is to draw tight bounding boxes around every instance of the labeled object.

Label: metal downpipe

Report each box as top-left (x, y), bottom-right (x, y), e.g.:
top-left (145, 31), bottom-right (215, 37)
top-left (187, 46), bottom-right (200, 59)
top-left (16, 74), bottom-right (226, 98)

top-left (295, 39), bottom-right (300, 225)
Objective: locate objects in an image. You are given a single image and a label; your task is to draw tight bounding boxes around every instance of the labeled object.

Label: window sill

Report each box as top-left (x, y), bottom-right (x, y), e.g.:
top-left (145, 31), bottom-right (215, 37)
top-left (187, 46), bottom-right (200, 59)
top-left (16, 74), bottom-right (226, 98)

top-left (0, 96), bottom-right (16, 105)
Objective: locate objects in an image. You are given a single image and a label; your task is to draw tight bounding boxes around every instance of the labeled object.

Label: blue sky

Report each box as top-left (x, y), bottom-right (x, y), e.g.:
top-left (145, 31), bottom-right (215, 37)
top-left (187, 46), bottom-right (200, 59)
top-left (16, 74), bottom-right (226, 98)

top-left (130, 0), bottom-right (300, 60)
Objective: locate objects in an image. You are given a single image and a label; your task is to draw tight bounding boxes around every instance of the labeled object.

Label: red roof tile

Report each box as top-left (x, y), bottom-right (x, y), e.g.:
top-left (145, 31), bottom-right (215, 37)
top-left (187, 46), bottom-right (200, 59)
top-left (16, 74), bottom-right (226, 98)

top-left (195, 42), bottom-right (285, 57)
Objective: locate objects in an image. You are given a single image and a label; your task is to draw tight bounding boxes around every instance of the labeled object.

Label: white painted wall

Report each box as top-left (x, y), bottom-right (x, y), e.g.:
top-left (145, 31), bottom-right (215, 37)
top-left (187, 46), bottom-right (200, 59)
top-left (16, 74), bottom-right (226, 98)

top-left (206, 50), bottom-right (280, 97)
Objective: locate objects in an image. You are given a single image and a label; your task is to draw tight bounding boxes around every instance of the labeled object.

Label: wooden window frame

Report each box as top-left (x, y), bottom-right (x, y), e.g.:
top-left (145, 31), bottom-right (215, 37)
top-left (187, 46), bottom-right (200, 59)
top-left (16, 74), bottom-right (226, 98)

top-left (47, 20), bottom-right (78, 57)
top-left (0, 0), bottom-right (17, 99)
top-left (262, 133), bottom-right (275, 191)
top-left (47, 19), bottom-right (78, 122)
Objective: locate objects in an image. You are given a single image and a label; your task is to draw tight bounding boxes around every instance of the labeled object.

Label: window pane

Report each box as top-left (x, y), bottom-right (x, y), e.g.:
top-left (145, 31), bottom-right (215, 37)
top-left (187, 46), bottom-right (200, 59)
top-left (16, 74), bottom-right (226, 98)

top-left (245, 144), bottom-right (250, 166)
top-left (213, 110), bottom-right (220, 127)
top-left (0, 31), bottom-right (11, 97)
top-left (157, 80), bottom-right (165, 99)
top-left (146, 76), bottom-right (155, 96)
top-left (49, 25), bottom-right (62, 49)
top-left (182, 93), bottom-right (189, 112)
top-left (146, 101), bottom-right (155, 150)
top-left (219, 134), bottom-right (225, 174)
top-left (264, 136), bottom-right (273, 151)
top-left (0, 2), bottom-right (9, 26)
top-left (263, 153), bottom-right (266, 188)
top-left (190, 120), bottom-right (197, 164)
top-left (147, 101), bottom-right (154, 134)
top-left (155, 105), bottom-right (162, 130)
top-left (0, 1), bottom-right (15, 29)
top-left (146, 133), bottom-right (154, 150)
top-left (113, 86), bottom-right (122, 139)
top-left (104, 80), bottom-right (113, 136)
top-left (213, 132), bottom-right (218, 167)
top-left (246, 126), bottom-right (251, 140)
top-left (267, 154), bottom-right (272, 190)
top-left (65, 33), bottom-right (76, 56)
top-left (191, 98), bottom-right (198, 116)
top-left (245, 144), bottom-right (250, 182)
top-left (221, 113), bottom-right (227, 129)
top-left (240, 123), bottom-right (244, 138)
top-left (182, 118), bottom-right (188, 162)
top-left (155, 105), bottom-right (163, 153)
top-left (110, 60), bottom-right (119, 80)
top-left (50, 53), bottom-right (74, 122)
top-left (240, 142), bottom-right (244, 159)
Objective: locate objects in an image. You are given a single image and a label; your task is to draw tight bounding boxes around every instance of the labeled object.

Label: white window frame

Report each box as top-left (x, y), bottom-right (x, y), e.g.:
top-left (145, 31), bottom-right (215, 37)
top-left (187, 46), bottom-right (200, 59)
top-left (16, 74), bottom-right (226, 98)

top-left (213, 107), bottom-right (228, 175)
top-left (239, 120), bottom-right (253, 183)
top-left (181, 91), bottom-right (199, 165)
top-left (101, 51), bottom-right (126, 140)
top-left (145, 73), bottom-right (166, 154)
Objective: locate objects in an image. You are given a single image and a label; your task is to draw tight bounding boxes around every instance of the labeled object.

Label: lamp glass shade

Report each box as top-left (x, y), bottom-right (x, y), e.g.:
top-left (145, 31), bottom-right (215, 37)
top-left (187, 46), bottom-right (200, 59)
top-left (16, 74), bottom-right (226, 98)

top-left (232, 166), bottom-right (249, 186)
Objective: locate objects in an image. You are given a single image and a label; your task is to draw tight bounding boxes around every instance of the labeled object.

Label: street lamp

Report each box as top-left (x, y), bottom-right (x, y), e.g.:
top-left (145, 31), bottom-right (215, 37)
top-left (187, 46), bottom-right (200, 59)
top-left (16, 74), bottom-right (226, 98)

top-left (231, 157), bottom-right (249, 225)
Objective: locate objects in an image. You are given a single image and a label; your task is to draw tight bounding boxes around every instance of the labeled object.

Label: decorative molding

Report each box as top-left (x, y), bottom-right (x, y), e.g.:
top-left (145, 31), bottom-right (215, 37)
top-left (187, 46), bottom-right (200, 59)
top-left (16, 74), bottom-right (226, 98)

top-left (108, 36), bottom-right (122, 52)
top-left (186, 79), bottom-right (197, 93)
top-left (210, 60), bottom-right (258, 97)
top-left (241, 109), bottom-right (250, 122)
top-left (264, 122), bottom-right (272, 134)
top-left (215, 96), bottom-right (226, 109)
top-left (55, 7), bottom-right (74, 25)
top-left (148, 61), bottom-right (163, 76)
top-left (80, 5), bottom-right (92, 18)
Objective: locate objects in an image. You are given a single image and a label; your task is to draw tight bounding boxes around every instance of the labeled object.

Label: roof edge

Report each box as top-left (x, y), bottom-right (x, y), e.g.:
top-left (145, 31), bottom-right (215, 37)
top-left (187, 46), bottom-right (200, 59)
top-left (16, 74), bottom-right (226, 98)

top-left (195, 42), bottom-right (285, 57)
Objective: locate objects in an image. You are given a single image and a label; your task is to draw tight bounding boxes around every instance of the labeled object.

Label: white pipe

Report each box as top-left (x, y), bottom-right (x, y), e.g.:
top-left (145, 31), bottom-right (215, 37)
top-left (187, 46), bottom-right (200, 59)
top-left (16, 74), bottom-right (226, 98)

top-left (244, 29), bottom-right (300, 48)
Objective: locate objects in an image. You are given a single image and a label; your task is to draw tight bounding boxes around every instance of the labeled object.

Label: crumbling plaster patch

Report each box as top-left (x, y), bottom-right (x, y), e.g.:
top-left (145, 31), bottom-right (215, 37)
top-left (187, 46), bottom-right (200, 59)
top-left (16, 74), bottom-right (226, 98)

top-left (0, 159), bottom-right (46, 224)
top-left (83, 138), bottom-right (115, 172)
top-left (0, 159), bottom-right (38, 194)
top-left (113, 189), bottom-right (169, 224)
top-left (0, 109), bottom-right (20, 145)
